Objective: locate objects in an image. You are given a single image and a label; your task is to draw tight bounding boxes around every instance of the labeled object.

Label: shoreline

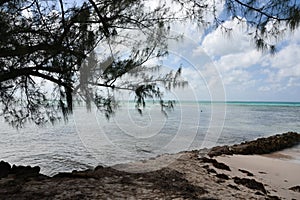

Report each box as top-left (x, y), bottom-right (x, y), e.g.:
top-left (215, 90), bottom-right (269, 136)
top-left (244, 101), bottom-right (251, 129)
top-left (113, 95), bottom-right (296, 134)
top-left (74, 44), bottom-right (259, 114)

top-left (0, 132), bottom-right (300, 199)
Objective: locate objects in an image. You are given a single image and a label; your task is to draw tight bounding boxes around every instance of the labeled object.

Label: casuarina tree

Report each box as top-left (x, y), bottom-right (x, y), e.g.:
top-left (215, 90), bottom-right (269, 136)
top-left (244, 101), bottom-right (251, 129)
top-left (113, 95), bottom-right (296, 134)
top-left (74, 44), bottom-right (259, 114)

top-left (0, 0), bottom-right (299, 127)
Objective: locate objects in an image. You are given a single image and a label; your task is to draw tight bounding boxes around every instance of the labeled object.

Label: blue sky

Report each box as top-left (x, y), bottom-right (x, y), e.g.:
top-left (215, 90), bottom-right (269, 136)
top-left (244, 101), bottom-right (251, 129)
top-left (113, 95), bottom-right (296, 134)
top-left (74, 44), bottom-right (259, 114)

top-left (29, 0), bottom-right (299, 103)
top-left (157, 18), bottom-right (300, 102)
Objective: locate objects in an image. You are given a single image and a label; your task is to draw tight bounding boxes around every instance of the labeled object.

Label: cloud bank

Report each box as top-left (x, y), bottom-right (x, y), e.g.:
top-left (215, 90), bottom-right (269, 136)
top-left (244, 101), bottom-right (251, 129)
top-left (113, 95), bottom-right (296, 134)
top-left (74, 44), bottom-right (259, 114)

top-left (169, 17), bottom-right (300, 102)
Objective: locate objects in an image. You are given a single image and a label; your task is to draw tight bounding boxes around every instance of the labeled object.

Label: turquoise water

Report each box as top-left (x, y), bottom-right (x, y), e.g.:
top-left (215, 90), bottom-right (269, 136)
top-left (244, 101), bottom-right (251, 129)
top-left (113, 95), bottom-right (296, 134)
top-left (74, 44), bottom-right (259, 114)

top-left (198, 101), bottom-right (300, 106)
top-left (0, 101), bottom-right (299, 175)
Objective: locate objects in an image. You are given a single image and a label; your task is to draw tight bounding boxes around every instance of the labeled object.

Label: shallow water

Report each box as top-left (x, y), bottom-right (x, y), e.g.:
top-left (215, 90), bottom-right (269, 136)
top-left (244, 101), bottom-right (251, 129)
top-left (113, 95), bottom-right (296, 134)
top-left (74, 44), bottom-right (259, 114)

top-left (0, 102), bottom-right (299, 176)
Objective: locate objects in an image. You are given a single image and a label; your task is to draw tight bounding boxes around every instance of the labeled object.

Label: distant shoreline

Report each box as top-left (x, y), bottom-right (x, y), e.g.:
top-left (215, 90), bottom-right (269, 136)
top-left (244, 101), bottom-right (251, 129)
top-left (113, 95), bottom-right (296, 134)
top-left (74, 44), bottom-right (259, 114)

top-left (119, 100), bottom-right (300, 106)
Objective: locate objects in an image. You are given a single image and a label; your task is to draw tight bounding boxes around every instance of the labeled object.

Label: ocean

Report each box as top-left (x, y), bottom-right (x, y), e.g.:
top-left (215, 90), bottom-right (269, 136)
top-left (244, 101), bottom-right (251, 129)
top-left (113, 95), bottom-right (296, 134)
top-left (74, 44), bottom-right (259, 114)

top-left (0, 101), bottom-right (300, 176)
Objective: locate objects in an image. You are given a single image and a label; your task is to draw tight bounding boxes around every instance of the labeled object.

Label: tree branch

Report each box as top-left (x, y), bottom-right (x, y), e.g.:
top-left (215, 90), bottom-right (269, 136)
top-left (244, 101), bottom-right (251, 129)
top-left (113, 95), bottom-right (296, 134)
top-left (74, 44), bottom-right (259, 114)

top-left (88, 81), bottom-right (134, 91)
top-left (233, 0), bottom-right (290, 21)
top-left (0, 43), bottom-right (52, 57)
top-left (88, 0), bottom-right (110, 37)
top-left (0, 67), bottom-right (72, 90)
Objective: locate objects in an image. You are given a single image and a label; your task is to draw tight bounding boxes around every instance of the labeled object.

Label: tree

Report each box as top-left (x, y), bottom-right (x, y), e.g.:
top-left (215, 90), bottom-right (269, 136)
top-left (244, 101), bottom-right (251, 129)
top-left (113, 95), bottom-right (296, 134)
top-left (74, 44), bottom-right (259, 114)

top-left (0, 0), bottom-right (299, 127)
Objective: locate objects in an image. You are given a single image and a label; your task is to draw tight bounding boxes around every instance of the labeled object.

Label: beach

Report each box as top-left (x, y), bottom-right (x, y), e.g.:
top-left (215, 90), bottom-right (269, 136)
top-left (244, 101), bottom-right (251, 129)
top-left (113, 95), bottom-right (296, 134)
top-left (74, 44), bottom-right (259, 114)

top-left (216, 154), bottom-right (300, 199)
top-left (0, 132), bottom-right (299, 199)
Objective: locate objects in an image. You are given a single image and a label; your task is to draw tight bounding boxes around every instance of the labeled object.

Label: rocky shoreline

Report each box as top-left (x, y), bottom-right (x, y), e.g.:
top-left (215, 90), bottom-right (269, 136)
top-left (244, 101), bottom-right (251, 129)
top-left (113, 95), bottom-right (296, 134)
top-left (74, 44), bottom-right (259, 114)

top-left (208, 132), bottom-right (300, 157)
top-left (0, 132), bottom-right (299, 199)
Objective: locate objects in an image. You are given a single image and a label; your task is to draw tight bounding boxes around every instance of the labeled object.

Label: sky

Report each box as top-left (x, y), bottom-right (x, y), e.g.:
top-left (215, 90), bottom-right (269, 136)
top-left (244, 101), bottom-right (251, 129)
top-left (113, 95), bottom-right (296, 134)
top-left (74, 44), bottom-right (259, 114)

top-left (157, 17), bottom-right (300, 103)
top-left (22, 0), bottom-right (300, 103)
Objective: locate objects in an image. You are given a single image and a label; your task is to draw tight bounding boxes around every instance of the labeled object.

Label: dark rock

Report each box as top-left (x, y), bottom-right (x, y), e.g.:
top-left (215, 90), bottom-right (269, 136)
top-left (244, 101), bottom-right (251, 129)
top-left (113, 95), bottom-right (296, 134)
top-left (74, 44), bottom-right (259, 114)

top-left (53, 169), bottom-right (95, 179)
top-left (94, 166), bottom-right (125, 177)
top-left (212, 162), bottom-right (231, 171)
top-left (258, 171), bottom-right (267, 174)
top-left (203, 165), bottom-right (209, 169)
top-left (266, 195), bottom-right (281, 200)
top-left (216, 173), bottom-right (229, 180)
top-left (10, 165), bottom-right (40, 178)
top-left (216, 179), bottom-right (225, 184)
top-left (227, 184), bottom-right (240, 190)
top-left (198, 157), bottom-right (231, 171)
top-left (198, 157), bottom-right (217, 163)
top-left (208, 146), bottom-right (233, 157)
top-left (206, 168), bottom-right (217, 174)
top-left (255, 191), bottom-right (264, 196)
top-left (94, 165), bottom-right (105, 171)
top-left (289, 185), bottom-right (300, 192)
top-left (53, 172), bottom-right (74, 178)
top-left (233, 177), bottom-right (267, 194)
top-left (0, 161), bottom-right (11, 178)
top-left (238, 169), bottom-right (254, 176)
top-left (208, 132), bottom-right (300, 157)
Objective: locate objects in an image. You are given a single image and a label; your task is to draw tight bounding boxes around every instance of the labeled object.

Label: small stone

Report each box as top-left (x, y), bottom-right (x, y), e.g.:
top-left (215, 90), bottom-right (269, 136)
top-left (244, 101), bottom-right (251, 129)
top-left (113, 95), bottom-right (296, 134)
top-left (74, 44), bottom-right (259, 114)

top-left (289, 185), bottom-right (300, 192)
top-left (238, 169), bottom-right (254, 176)
top-left (212, 162), bottom-right (231, 171)
top-left (266, 195), bottom-right (281, 200)
top-left (216, 173), bottom-right (229, 180)
top-left (227, 184), bottom-right (240, 190)
top-left (206, 168), bottom-right (217, 174)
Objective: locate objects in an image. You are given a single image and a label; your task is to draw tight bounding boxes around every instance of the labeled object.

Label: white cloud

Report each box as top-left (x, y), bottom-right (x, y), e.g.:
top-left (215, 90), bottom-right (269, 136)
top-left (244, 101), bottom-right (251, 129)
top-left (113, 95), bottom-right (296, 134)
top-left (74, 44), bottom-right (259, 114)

top-left (202, 18), bottom-right (252, 57)
top-left (222, 70), bottom-right (252, 85)
top-left (216, 50), bottom-right (262, 72)
top-left (271, 44), bottom-right (300, 69)
top-left (286, 26), bottom-right (300, 43)
top-left (258, 38), bottom-right (300, 93)
top-left (287, 77), bottom-right (300, 87)
top-left (149, 13), bottom-right (300, 101)
top-left (258, 86), bottom-right (271, 92)
top-left (198, 16), bottom-right (300, 101)
top-left (197, 18), bottom-right (262, 94)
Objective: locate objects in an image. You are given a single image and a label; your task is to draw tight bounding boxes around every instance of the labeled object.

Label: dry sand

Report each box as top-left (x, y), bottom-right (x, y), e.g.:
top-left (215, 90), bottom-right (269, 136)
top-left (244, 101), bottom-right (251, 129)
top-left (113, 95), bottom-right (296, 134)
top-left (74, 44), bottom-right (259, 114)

top-left (216, 153), bottom-right (300, 199)
top-left (113, 149), bottom-right (300, 199)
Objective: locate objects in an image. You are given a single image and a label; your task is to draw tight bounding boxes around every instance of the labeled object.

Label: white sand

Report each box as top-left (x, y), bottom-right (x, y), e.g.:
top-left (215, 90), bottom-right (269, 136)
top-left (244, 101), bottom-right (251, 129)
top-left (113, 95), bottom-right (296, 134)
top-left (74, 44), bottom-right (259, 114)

top-left (114, 151), bottom-right (300, 199)
top-left (216, 154), bottom-right (300, 199)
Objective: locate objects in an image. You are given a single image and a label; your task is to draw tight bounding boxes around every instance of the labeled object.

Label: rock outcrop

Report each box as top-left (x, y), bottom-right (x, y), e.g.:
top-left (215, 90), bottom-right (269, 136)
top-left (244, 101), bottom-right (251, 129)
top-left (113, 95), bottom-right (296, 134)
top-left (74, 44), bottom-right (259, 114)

top-left (0, 161), bottom-right (42, 179)
top-left (208, 132), bottom-right (300, 157)
top-left (0, 161), bottom-right (11, 178)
